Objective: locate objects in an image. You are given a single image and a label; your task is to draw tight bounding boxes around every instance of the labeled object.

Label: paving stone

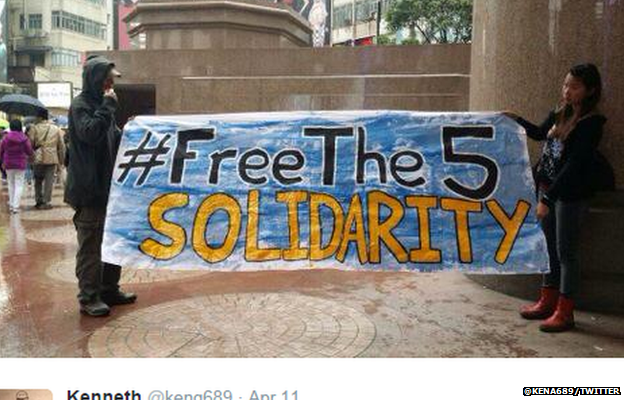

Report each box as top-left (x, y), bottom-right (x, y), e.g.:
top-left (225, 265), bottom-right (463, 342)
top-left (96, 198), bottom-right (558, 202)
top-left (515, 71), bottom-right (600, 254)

top-left (46, 258), bottom-right (210, 284)
top-left (88, 292), bottom-right (376, 357)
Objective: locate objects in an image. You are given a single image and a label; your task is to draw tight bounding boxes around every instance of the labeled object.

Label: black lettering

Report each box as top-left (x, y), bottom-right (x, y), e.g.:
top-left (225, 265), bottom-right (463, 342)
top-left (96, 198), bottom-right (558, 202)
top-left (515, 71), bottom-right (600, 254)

top-left (68, 391), bottom-right (79, 400)
top-left (209, 149), bottom-right (238, 184)
top-left (170, 128), bottom-right (215, 184)
top-left (303, 127), bottom-right (354, 185)
top-left (442, 126), bottom-right (499, 200)
top-left (356, 127), bottom-right (387, 184)
top-left (238, 148), bottom-right (270, 185)
top-left (390, 150), bottom-right (425, 187)
top-left (272, 149), bottom-right (305, 185)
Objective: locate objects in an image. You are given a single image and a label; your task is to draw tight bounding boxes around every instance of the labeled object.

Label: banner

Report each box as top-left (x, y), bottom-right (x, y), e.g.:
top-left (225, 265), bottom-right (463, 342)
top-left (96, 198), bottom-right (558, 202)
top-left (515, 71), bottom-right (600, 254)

top-left (102, 111), bottom-right (549, 273)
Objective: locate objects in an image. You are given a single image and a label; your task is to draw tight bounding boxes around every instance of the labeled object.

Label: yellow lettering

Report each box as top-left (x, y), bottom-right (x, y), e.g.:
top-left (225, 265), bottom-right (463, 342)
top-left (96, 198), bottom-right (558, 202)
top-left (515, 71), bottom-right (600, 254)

top-left (486, 199), bottom-right (531, 264)
top-left (309, 192), bottom-right (344, 260)
top-left (192, 193), bottom-right (241, 263)
top-left (276, 191), bottom-right (309, 261)
top-left (140, 193), bottom-right (189, 260)
top-left (405, 196), bottom-right (442, 263)
top-left (440, 197), bottom-right (482, 263)
top-left (367, 191), bottom-right (408, 263)
top-left (337, 194), bottom-right (368, 263)
top-left (245, 190), bottom-right (281, 261)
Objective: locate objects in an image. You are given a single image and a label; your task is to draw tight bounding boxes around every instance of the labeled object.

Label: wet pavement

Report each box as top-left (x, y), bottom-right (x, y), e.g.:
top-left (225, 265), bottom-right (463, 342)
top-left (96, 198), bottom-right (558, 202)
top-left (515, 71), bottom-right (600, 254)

top-left (1, 182), bottom-right (623, 357)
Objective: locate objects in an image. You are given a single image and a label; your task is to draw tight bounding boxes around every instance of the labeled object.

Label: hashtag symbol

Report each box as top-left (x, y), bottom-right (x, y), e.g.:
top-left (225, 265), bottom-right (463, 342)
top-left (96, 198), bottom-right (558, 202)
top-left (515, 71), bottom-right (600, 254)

top-left (117, 131), bottom-right (172, 186)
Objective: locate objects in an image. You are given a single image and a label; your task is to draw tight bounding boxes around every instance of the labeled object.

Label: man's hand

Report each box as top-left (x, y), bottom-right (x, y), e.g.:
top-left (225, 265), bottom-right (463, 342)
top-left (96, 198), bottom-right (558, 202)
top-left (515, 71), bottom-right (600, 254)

top-left (104, 88), bottom-right (118, 102)
top-left (536, 201), bottom-right (550, 220)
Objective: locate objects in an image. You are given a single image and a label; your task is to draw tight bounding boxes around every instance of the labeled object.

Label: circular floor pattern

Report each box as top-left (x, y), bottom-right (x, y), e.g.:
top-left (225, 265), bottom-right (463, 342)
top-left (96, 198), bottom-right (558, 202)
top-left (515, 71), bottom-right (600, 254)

top-left (20, 205), bottom-right (74, 222)
top-left (88, 292), bottom-right (376, 357)
top-left (26, 224), bottom-right (76, 244)
top-left (47, 258), bottom-right (210, 285)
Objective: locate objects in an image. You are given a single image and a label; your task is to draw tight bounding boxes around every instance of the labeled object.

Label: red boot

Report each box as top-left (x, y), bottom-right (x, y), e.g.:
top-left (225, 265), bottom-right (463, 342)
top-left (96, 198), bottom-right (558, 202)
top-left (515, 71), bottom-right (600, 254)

top-left (540, 296), bottom-right (575, 333)
top-left (519, 287), bottom-right (559, 320)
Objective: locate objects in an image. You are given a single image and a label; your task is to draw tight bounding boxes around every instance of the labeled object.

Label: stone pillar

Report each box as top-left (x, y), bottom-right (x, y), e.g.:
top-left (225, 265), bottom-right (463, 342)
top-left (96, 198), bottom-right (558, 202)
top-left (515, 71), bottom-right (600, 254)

top-left (470, 0), bottom-right (624, 182)
top-left (469, 0), bottom-right (624, 313)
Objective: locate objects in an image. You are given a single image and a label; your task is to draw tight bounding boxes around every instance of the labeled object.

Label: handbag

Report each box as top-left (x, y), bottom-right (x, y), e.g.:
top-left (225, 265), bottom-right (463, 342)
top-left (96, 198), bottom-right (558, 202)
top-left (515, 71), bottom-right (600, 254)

top-left (33, 125), bottom-right (52, 164)
top-left (591, 151), bottom-right (616, 192)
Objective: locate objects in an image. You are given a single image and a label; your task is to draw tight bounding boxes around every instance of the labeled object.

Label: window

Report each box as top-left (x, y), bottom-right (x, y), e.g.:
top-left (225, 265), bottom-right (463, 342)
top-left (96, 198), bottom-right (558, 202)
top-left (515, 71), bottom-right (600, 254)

top-left (52, 48), bottom-right (82, 67)
top-left (51, 10), bottom-right (106, 40)
top-left (333, 4), bottom-right (353, 29)
top-left (333, 0), bottom-right (390, 29)
top-left (29, 14), bottom-right (43, 30)
top-left (52, 11), bottom-right (60, 28)
top-left (19, 14), bottom-right (25, 30)
top-left (30, 53), bottom-right (45, 67)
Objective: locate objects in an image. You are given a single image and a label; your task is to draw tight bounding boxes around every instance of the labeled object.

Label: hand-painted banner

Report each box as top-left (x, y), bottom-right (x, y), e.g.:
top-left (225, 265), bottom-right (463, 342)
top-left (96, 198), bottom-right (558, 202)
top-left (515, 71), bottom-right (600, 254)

top-left (102, 111), bottom-right (549, 273)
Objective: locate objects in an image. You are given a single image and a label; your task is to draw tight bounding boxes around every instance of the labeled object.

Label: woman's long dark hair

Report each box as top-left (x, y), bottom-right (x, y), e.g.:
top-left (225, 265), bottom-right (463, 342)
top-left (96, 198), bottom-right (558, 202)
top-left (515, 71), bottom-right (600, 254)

top-left (551, 63), bottom-right (602, 140)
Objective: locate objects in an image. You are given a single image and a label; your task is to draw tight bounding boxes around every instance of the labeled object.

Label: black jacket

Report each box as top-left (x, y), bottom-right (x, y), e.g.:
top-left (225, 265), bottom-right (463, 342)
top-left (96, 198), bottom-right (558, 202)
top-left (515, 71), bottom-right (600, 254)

top-left (516, 111), bottom-right (608, 207)
top-left (64, 55), bottom-right (121, 208)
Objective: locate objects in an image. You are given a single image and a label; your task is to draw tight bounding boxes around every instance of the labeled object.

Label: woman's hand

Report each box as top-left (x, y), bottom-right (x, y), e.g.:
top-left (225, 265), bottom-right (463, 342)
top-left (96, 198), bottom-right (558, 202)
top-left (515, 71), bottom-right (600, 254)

top-left (536, 201), bottom-right (550, 220)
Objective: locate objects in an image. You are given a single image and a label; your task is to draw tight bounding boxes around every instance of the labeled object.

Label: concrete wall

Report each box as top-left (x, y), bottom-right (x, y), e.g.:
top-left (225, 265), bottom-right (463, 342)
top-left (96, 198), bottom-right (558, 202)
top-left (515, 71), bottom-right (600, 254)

top-left (101, 44), bottom-right (471, 114)
top-left (470, 0), bottom-right (624, 189)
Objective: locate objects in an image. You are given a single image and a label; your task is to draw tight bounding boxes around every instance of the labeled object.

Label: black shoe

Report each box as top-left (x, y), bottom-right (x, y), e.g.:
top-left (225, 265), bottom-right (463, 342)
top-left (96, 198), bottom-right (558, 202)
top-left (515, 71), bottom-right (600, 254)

top-left (101, 291), bottom-right (137, 306)
top-left (80, 299), bottom-right (111, 317)
top-left (40, 204), bottom-right (53, 210)
top-left (34, 203), bottom-right (43, 209)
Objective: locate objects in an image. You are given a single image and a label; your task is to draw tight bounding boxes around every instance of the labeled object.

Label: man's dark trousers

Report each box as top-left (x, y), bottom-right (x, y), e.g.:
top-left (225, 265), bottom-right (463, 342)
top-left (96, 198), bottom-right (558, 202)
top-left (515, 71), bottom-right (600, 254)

top-left (73, 207), bottom-right (121, 303)
top-left (33, 164), bottom-right (56, 205)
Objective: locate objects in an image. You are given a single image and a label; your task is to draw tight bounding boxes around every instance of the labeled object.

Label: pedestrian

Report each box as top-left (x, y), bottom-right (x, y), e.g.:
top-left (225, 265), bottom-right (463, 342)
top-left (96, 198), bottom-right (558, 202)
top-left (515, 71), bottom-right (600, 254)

top-left (0, 128), bottom-right (7, 182)
top-left (0, 119), bottom-right (34, 214)
top-left (27, 110), bottom-right (65, 209)
top-left (504, 63), bottom-right (613, 333)
top-left (65, 54), bottom-right (136, 317)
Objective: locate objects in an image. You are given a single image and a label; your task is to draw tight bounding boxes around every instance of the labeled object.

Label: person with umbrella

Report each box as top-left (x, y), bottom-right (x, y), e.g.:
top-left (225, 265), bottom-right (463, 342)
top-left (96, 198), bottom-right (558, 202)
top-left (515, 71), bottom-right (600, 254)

top-left (0, 95), bottom-right (49, 186)
top-left (65, 54), bottom-right (136, 317)
top-left (0, 93), bottom-right (48, 116)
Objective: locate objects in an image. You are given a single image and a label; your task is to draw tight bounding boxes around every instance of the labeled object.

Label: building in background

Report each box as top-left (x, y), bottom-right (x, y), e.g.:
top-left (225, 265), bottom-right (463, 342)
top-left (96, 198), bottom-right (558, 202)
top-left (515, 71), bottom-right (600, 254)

top-left (6, 0), bottom-right (110, 98)
top-left (278, 0), bottom-right (331, 46)
top-left (331, 0), bottom-right (391, 45)
top-left (115, 0), bottom-right (143, 50)
top-left (0, 0), bottom-right (8, 82)
top-left (0, 0), bottom-right (21, 97)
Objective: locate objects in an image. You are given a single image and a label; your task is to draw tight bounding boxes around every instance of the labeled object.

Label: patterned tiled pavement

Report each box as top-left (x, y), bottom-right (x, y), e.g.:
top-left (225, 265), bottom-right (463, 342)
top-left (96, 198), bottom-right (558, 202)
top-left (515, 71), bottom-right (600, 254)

top-left (1, 183), bottom-right (624, 357)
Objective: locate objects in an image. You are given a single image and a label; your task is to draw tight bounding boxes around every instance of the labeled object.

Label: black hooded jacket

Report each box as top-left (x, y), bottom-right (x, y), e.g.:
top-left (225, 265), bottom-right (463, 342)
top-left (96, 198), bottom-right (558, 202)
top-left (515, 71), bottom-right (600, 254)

top-left (515, 111), bottom-right (610, 207)
top-left (64, 55), bottom-right (120, 208)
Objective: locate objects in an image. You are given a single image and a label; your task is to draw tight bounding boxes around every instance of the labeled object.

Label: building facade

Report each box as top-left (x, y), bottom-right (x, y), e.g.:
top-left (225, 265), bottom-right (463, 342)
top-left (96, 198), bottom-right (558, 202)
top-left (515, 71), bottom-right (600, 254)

top-left (7, 0), bottom-right (111, 95)
top-left (331, 0), bottom-right (391, 45)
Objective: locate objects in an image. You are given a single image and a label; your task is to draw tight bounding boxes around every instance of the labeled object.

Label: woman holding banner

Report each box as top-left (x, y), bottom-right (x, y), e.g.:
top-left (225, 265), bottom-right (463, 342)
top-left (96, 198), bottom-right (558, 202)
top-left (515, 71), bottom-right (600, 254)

top-left (505, 63), bottom-right (613, 333)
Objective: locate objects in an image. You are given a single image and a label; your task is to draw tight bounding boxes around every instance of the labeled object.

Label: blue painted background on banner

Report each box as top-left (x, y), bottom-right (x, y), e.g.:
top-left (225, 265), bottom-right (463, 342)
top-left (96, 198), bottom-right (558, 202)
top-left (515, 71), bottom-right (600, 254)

top-left (102, 111), bottom-right (549, 273)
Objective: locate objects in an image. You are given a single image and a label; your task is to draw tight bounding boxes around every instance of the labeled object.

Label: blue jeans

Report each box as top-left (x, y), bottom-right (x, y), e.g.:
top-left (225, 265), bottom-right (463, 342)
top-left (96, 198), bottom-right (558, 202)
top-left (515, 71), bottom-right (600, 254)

top-left (540, 196), bottom-right (587, 299)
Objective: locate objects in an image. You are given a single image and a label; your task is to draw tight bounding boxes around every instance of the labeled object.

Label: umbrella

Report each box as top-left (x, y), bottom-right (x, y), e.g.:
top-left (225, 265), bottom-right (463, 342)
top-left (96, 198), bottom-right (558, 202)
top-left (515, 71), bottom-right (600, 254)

top-left (0, 94), bottom-right (48, 116)
top-left (52, 115), bottom-right (68, 128)
top-left (0, 118), bottom-right (8, 130)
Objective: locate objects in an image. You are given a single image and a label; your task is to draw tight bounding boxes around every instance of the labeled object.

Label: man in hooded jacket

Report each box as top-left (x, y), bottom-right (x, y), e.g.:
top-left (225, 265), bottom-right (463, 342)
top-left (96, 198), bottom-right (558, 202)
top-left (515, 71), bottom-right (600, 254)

top-left (65, 55), bottom-right (136, 317)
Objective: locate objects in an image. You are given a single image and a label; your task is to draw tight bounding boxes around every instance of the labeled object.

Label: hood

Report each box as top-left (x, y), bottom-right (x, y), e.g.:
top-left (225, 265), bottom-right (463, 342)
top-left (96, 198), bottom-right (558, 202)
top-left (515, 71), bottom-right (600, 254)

top-left (5, 130), bottom-right (28, 143)
top-left (82, 55), bottom-right (116, 101)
